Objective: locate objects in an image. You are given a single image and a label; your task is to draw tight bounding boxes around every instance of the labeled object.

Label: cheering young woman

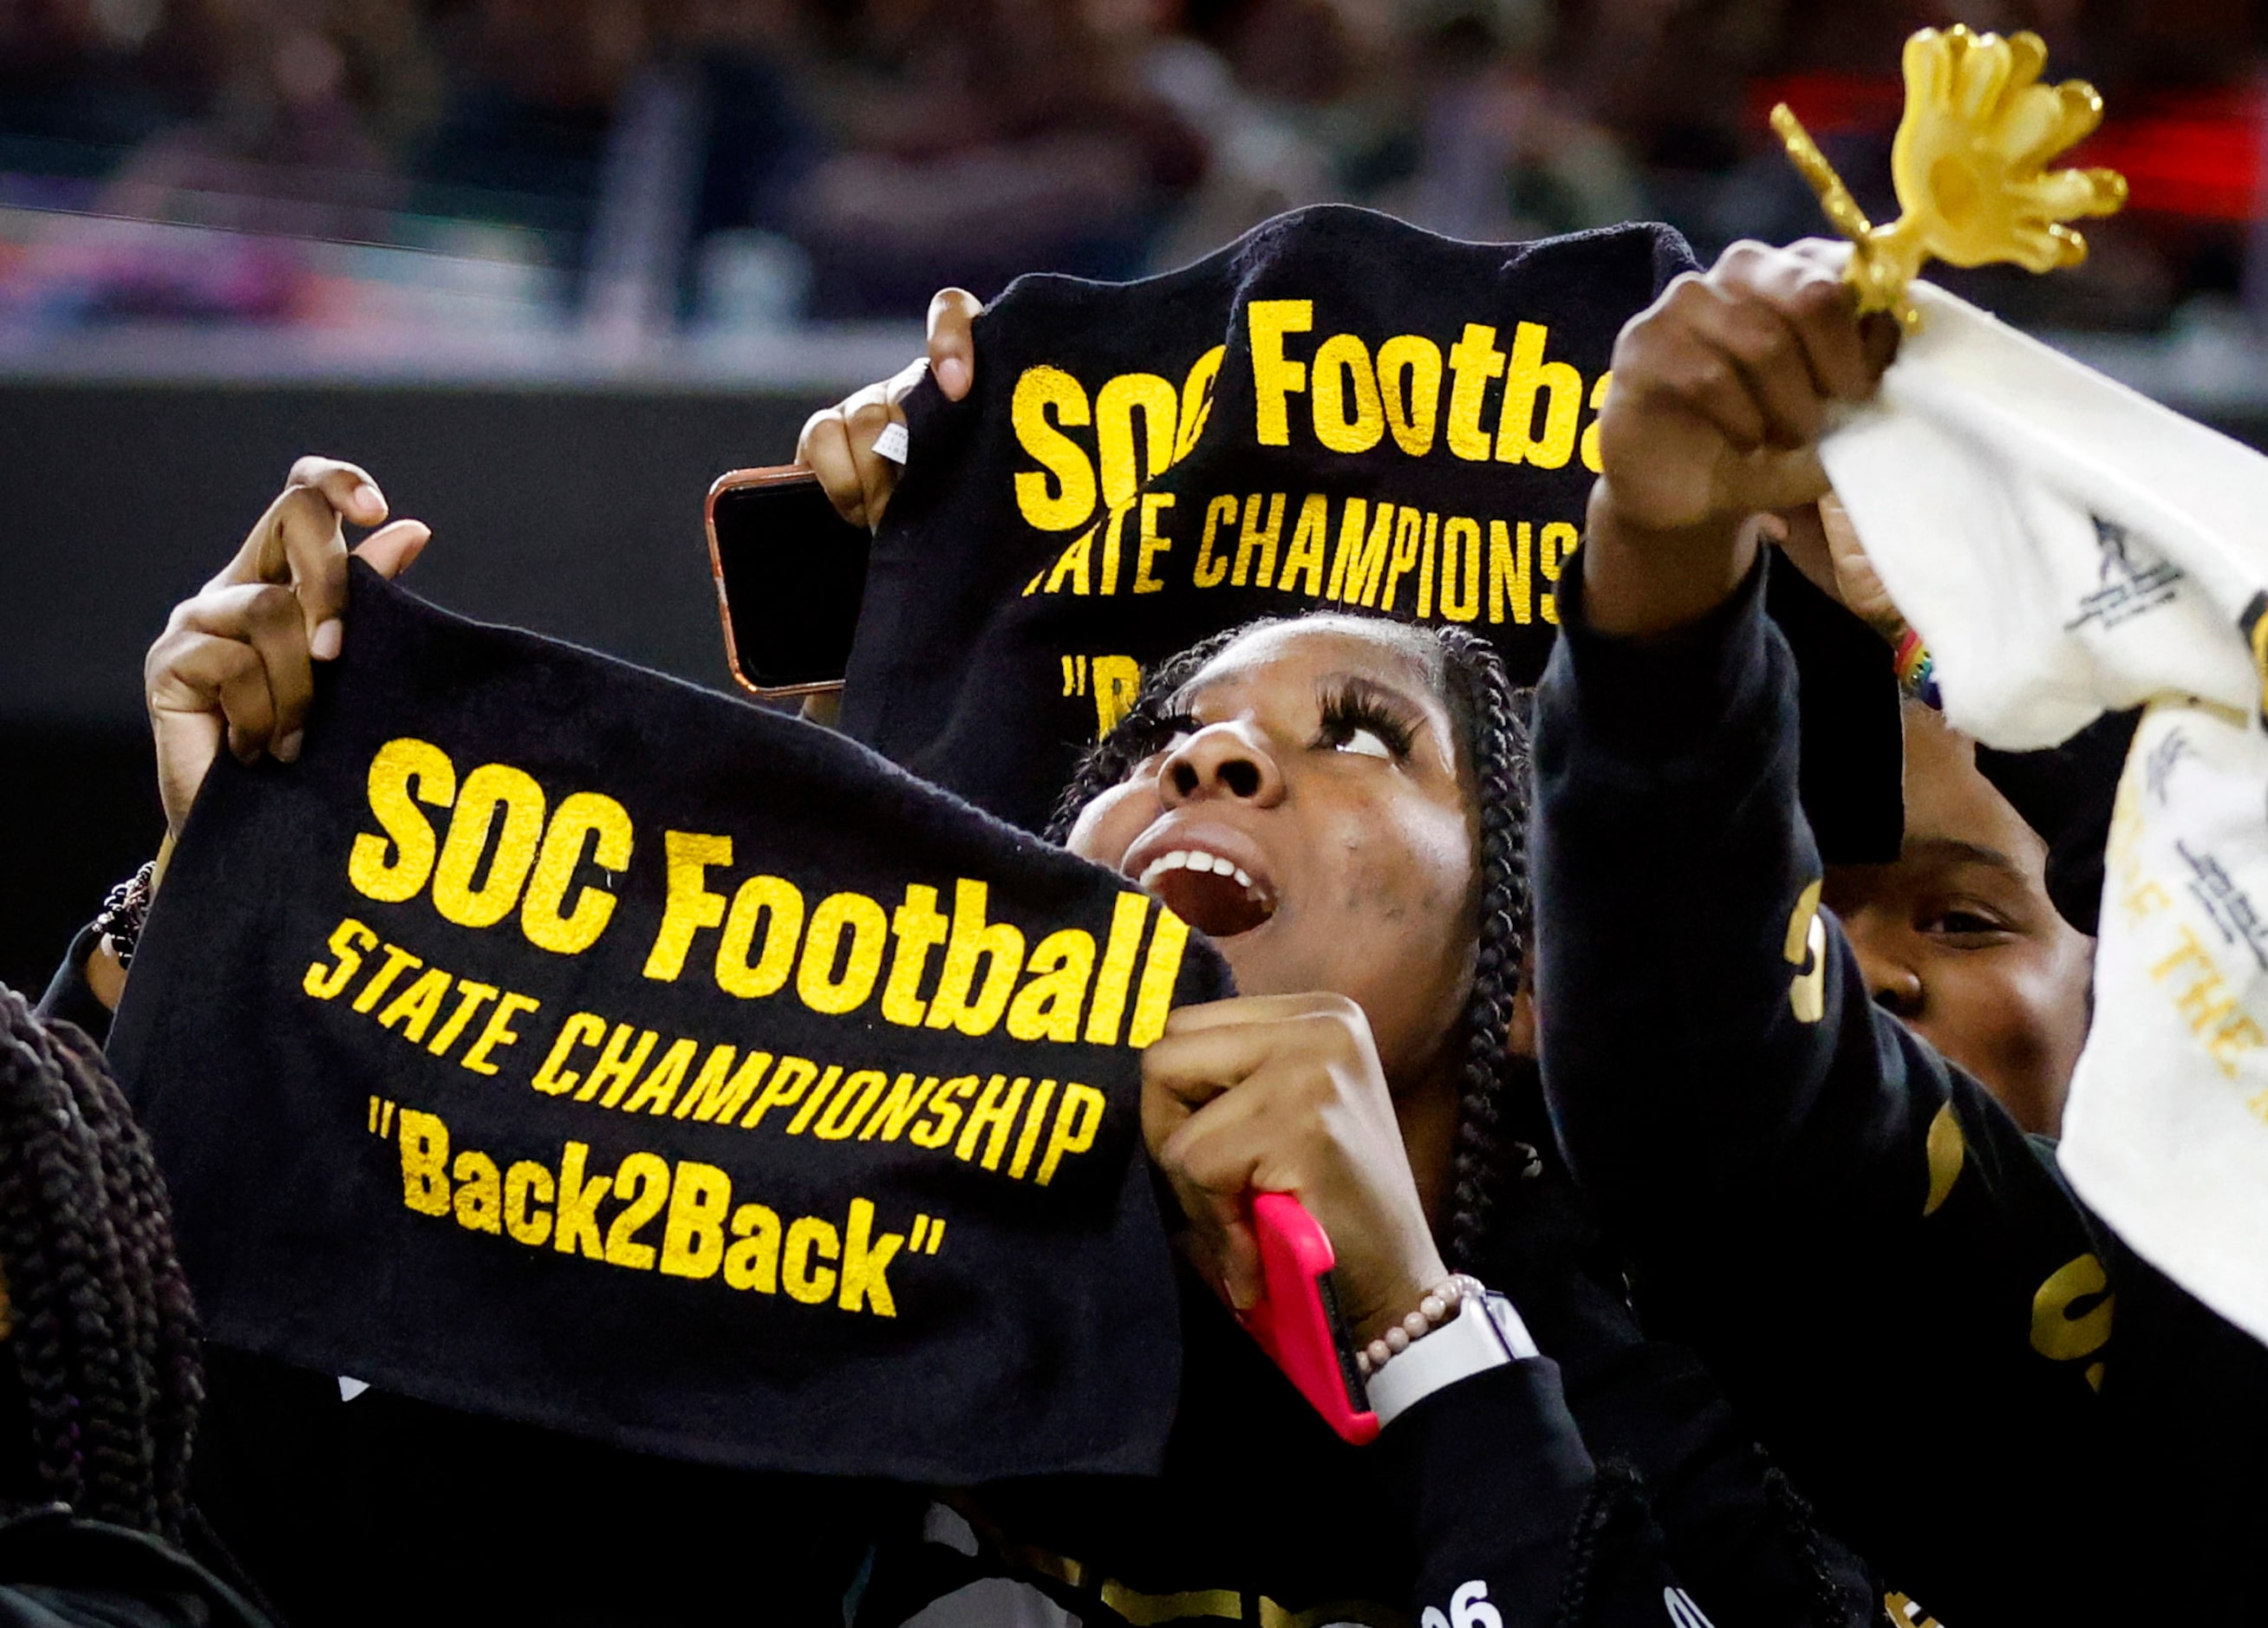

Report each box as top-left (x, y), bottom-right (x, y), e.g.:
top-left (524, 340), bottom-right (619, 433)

top-left (61, 427), bottom-right (1896, 1625)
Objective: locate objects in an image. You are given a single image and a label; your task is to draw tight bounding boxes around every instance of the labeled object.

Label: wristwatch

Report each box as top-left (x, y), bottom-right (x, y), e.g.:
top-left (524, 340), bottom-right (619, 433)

top-left (1366, 1291), bottom-right (1539, 1426)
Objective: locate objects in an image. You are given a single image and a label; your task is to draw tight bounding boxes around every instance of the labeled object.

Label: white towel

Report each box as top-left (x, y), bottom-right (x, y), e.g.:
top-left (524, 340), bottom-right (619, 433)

top-left (1821, 283), bottom-right (2268, 1344)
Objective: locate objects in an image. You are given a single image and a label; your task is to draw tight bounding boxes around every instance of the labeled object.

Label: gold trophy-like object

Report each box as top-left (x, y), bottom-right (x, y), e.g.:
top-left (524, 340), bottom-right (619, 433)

top-left (1771, 25), bottom-right (2129, 329)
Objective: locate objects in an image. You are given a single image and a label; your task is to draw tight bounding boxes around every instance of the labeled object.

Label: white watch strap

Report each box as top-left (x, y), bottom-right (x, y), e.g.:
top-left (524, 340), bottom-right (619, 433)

top-left (1367, 1291), bottom-right (1538, 1426)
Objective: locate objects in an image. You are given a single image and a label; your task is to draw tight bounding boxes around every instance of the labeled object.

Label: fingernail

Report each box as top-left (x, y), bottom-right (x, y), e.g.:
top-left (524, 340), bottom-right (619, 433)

top-left (355, 482), bottom-right (384, 518)
top-left (936, 357), bottom-right (969, 398)
top-left (310, 619), bottom-right (342, 661)
top-left (273, 731), bottom-right (303, 763)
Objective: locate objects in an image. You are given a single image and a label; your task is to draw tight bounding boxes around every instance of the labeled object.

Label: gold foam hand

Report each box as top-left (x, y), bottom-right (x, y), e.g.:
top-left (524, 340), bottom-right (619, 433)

top-left (1771, 25), bottom-right (2128, 328)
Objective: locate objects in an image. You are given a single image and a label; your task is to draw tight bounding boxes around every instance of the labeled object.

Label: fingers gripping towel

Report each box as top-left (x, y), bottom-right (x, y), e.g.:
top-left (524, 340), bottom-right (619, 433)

top-left (1821, 280), bottom-right (2268, 1343)
top-left (104, 563), bottom-right (1233, 1481)
top-left (1820, 283), bottom-right (2267, 743)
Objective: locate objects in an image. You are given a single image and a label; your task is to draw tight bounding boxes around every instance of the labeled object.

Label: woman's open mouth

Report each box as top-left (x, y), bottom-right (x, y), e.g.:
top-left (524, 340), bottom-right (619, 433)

top-left (1134, 847), bottom-right (1278, 939)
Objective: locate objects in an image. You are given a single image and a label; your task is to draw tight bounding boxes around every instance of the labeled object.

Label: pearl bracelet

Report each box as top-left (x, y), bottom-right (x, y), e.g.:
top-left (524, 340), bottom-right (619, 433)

top-left (1355, 1273), bottom-right (1485, 1377)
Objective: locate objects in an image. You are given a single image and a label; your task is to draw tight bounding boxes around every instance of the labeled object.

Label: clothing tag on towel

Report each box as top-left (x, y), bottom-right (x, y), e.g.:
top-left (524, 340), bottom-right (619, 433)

top-left (2060, 701), bottom-right (2268, 1345)
top-left (107, 563), bottom-right (1229, 1481)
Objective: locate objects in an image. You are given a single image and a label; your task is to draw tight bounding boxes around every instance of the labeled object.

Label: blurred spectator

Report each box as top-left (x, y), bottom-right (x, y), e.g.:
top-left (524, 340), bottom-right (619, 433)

top-left (458, 0), bottom-right (817, 336)
top-left (1103, 0), bottom-right (1333, 274)
top-left (1382, 2), bottom-right (1643, 243)
top-left (785, 0), bottom-right (1207, 316)
top-left (414, 0), bottom-right (814, 323)
top-left (0, 0), bottom-right (183, 169)
top-left (104, 0), bottom-right (433, 239)
top-left (409, 0), bottom-right (638, 252)
top-left (1, 0), bottom-right (2265, 343)
top-left (3, 0), bottom-right (433, 323)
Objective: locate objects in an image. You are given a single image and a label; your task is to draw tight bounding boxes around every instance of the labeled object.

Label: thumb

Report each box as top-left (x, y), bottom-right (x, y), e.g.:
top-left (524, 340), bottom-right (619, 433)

top-left (1731, 446), bottom-right (1832, 518)
top-left (1218, 1210), bottom-right (1261, 1312)
top-left (926, 288), bottom-right (982, 400)
top-left (1176, 1184), bottom-right (1262, 1312)
top-left (350, 520), bottom-right (431, 581)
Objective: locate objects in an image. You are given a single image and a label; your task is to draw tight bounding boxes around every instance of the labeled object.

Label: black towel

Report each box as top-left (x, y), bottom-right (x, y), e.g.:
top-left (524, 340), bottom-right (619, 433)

top-left (841, 203), bottom-right (1903, 860)
top-left (107, 563), bottom-right (1231, 1482)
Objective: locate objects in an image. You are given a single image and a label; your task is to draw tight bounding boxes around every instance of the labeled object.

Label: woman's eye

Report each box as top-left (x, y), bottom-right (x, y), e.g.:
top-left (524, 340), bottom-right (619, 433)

top-left (1923, 908), bottom-right (2011, 939)
top-left (1313, 686), bottom-right (1417, 760)
top-left (1333, 726), bottom-right (1397, 761)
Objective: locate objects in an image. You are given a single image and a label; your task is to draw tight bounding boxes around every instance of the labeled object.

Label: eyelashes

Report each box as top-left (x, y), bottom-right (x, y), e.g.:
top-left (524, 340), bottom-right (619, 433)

top-left (1111, 708), bottom-right (1202, 768)
top-left (1313, 681), bottom-right (1418, 760)
top-left (1107, 683), bottom-right (1420, 780)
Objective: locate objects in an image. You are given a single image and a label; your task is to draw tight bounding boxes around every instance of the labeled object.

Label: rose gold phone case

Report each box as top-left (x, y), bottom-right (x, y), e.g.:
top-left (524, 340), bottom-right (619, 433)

top-left (704, 464), bottom-right (848, 700)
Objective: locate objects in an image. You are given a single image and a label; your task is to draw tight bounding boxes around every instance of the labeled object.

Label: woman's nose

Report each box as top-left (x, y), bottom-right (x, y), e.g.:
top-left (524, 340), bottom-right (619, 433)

top-left (1159, 721), bottom-right (1285, 807)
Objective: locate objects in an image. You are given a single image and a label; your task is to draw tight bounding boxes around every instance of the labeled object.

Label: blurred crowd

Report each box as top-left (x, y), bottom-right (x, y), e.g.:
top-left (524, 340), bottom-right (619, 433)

top-left (1, 0), bottom-right (2264, 340)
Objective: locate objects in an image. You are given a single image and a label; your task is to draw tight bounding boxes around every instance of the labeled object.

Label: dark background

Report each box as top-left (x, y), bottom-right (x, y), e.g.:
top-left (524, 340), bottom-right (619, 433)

top-left (0, 381), bottom-right (818, 994)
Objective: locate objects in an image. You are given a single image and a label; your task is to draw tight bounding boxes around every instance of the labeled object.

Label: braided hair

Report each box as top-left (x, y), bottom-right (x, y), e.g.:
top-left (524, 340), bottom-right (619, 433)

top-left (0, 983), bottom-right (202, 1542)
top-left (1047, 614), bottom-right (1539, 1275)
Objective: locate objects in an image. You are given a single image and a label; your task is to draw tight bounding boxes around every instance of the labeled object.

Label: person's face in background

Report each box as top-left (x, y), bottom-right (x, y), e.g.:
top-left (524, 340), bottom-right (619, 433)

top-left (1065, 618), bottom-right (1479, 1098)
top-left (1823, 701), bottom-right (2095, 1135)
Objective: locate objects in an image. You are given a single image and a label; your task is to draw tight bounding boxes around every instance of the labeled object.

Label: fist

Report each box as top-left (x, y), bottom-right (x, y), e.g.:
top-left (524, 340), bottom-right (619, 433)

top-left (1141, 993), bottom-right (1450, 1345)
top-left (1594, 238), bottom-right (1896, 539)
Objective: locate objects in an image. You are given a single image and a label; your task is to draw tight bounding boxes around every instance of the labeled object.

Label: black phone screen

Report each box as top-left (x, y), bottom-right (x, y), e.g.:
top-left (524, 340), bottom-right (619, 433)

top-left (709, 475), bottom-right (873, 692)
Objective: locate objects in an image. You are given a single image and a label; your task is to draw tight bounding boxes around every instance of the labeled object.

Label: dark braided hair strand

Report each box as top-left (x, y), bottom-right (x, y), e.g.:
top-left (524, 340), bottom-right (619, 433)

top-left (0, 984), bottom-right (202, 1542)
top-left (1426, 625), bottom-right (1536, 1276)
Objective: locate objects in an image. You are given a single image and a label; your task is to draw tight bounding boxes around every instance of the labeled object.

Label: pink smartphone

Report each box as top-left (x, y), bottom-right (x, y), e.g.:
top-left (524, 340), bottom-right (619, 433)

top-left (1236, 1193), bottom-right (1380, 1446)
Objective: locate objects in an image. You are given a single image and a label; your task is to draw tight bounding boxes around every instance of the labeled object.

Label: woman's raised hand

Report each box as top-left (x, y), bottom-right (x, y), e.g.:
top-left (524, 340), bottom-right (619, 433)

top-left (1140, 993), bottom-right (1451, 1345)
top-left (1582, 239), bottom-right (1900, 638)
top-left (145, 457), bottom-right (429, 844)
top-left (798, 288), bottom-right (981, 531)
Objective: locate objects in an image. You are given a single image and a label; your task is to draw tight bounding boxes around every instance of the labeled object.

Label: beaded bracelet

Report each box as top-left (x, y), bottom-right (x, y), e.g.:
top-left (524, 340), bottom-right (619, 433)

top-left (92, 860), bottom-right (159, 969)
top-left (1355, 1273), bottom-right (1485, 1378)
top-left (1892, 626), bottom-right (1942, 711)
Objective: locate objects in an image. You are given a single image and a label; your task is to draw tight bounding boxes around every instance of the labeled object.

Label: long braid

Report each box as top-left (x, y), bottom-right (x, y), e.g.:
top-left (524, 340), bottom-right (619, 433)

top-left (53, 1021), bottom-right (197, 1535)
top-left (34, 1020), bottom-right (147, 1537)
top-left (0, 1020), bottom-right (88, 1511)
top-left (1427, 628), bottom-right (1535, 1275)
top-left (1551, 1460), bottom-right (1650, 1628)
top-left (61, 1030), bottom-right (204, 1540)
top-left (57, 1029), bottom-right (161, 1534)
top-left (1048, 615), bottom-right (1539, 1278)
top-left (0, 985), bottom-right (203, 1543)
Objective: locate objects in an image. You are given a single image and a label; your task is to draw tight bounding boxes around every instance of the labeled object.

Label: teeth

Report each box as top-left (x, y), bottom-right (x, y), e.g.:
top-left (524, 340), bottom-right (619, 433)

top-left (1137, 850), bottom-right (1190, 889)
top-left (1136, 847), bottom-right (1270, 898)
